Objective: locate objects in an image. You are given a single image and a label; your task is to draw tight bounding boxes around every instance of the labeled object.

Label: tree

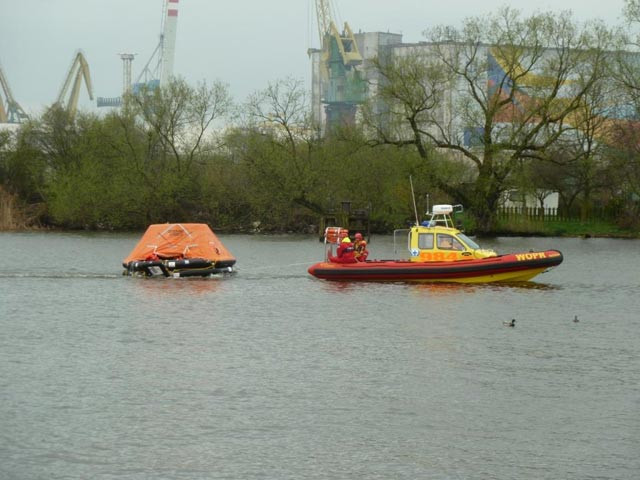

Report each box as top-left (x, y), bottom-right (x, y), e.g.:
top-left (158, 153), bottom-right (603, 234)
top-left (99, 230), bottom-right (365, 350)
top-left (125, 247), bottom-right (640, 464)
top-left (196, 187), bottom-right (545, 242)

top-left (363, 8), bottom-right (614, 233)
top-left (608, 0), bottom-right (640, 222)
top-left (241, 77), bottom-right (326, 225)
top-left (548, 72), bottom-right (620, 219)
top-left (124, 77), bottom-right (232, 178)
top-left (111, 78), bottom-right (233, 225)
top-left (6, 79), bottom-right (234, 229)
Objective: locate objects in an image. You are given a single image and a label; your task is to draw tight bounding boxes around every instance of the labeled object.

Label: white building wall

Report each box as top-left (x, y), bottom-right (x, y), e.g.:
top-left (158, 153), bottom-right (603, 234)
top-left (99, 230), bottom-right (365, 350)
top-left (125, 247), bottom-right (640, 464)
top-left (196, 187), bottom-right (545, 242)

top-left (309, 48), bottom-right (324, 130)
top-left (503, 191), bottom-right (560, 209)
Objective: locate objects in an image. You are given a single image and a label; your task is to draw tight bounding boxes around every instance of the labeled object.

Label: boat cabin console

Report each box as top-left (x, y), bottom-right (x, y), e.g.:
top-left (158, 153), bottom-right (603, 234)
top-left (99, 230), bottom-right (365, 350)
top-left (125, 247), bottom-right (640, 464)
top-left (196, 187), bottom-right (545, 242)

top-left (407, 204), bottom-right (497, 262)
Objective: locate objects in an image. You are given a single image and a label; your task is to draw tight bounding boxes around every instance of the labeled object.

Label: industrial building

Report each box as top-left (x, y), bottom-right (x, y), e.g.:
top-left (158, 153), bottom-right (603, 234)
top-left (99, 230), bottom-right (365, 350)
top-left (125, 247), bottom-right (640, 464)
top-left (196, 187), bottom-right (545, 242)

top-left (308, 31), bottom-right (402, 134)
top-left (310, 30), bottom-right (638, 146)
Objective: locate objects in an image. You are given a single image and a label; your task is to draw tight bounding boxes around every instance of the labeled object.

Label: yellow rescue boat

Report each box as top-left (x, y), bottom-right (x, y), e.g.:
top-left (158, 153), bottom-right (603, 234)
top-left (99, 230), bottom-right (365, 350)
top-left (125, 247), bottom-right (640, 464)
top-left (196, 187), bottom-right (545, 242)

top-left (308, 204), bottom-right (563, 283)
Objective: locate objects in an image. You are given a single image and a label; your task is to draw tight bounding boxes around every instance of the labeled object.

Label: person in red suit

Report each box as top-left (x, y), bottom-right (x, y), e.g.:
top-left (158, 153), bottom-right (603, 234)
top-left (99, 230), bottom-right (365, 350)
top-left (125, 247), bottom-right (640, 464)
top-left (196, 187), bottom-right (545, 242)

top-left (353, 233), bottom-right (368, 262)
top-left (329, 230), bottom-right (356, 263)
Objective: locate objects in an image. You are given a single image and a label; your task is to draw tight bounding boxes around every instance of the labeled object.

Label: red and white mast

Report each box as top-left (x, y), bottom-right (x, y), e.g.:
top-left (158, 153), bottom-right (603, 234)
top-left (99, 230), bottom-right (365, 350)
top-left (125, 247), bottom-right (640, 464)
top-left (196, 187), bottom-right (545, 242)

top-left (160, 0), bottom-right (179, 86)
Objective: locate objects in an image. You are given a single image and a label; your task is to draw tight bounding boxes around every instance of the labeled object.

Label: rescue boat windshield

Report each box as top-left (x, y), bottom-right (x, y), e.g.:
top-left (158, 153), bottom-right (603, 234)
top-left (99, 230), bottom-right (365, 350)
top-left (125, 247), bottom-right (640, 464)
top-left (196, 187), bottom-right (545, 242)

top-left (457, 233), bottom-right (481, 250)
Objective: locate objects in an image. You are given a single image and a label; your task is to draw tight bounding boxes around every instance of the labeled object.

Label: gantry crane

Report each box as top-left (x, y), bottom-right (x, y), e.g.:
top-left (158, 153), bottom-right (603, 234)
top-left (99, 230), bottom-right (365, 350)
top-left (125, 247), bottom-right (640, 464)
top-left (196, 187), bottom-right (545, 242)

top-left (98, 0), bottom-right (179, 107)
top-left (134, 0), bottom-right (179, 92)
top-left (313, 0), bottom-right (366, 129)
top-left (54, 50), bottom-right (94, 118)
top-left (0, 60), bottom-right (29, 124)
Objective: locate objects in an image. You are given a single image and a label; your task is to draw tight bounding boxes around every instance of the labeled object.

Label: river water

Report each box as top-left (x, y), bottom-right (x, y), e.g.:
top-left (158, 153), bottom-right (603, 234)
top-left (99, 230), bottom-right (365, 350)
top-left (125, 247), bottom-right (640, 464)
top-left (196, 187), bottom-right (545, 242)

top-left (0, 232), bottom-right (638, 479)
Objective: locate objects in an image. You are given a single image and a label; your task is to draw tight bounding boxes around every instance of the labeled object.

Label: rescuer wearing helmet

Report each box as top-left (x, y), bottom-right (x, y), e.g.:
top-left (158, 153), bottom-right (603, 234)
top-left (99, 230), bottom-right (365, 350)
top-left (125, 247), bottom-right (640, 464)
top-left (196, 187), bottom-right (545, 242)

top-left (329, 229), bottom-right (356, 263)
top-left (353, 232), bottom-right (368, 262)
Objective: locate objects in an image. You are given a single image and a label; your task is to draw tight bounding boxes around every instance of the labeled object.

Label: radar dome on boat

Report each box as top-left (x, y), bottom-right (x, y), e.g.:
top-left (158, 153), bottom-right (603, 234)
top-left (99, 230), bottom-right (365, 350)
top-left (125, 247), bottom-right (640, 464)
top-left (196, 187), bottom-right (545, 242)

top-left (432, 204), bottom-right (453, 215)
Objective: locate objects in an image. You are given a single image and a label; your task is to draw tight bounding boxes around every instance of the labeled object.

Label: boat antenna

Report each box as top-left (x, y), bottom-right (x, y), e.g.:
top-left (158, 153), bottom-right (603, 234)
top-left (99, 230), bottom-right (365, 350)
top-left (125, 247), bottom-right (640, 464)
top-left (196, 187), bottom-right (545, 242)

top-left (409, 175), bottom-right (419, 226)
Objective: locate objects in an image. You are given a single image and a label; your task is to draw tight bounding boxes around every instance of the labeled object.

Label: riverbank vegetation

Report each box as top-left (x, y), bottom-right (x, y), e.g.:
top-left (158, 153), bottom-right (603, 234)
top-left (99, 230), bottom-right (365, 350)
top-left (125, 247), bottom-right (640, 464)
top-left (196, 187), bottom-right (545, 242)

top-left (2, 6), bottom-right (640, 237)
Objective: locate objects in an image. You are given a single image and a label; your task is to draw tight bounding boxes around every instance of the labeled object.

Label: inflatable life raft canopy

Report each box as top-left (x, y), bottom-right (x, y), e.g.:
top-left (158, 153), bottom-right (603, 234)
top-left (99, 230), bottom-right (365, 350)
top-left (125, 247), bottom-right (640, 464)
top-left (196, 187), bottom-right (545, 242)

top-left (123, 223), bottom-right (236, 267)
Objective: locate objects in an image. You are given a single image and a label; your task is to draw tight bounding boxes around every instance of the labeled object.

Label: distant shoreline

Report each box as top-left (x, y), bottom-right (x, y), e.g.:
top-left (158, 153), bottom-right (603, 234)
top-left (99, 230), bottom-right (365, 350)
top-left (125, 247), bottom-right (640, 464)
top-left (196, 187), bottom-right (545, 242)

top-left (2, 225), bottom-right (639, 239)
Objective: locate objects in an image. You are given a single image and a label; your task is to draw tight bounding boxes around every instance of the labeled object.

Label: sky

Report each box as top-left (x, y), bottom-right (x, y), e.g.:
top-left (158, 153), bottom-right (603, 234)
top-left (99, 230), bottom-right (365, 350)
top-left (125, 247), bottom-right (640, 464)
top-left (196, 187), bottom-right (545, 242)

top-left (0, 0), bottom-right (630, 117)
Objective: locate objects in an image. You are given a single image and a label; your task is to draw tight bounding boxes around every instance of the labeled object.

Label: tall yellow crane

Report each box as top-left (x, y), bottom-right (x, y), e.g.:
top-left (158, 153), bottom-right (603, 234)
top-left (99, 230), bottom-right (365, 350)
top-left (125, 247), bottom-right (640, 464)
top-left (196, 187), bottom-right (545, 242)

top-left (54, 50), bottom-right (94, 118)
top-left (313, 0), bottom-right (366, 129)
top-left (314, 0), bottom-right (363, 67)
top-left (0, 60), bottom-right (29, 124)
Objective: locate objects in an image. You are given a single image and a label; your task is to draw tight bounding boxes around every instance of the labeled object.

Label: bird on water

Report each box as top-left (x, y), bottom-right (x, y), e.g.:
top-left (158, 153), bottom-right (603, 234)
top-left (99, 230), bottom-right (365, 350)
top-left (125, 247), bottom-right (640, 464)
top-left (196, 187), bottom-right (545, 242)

top-left (503, 319), bottom-right (516, 327)
top-left (573, 315), bottom-right (579, 323)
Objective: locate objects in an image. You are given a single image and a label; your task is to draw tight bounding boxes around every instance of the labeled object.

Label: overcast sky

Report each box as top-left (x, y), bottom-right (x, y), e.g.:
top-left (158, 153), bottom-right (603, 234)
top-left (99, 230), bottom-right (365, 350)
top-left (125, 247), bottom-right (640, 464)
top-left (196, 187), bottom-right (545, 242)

top-left (0, 0), bottom-right (629, 116)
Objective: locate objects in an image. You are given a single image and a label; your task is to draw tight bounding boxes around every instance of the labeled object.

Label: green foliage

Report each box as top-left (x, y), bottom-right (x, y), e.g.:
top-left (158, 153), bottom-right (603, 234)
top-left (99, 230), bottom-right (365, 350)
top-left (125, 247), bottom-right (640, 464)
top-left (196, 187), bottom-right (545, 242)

top-left (2, 71), bottom-right (639, 237)
top-left (362, 8), bottom-right (619, 234)
top-left (1, 127), bottom-right (47, 204)
top-left (496, 217), bottom-right (634, 237)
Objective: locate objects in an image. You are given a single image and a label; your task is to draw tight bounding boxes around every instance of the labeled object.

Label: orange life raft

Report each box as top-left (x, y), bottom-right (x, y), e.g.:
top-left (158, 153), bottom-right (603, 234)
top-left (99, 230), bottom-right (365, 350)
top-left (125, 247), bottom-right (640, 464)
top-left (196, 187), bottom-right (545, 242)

top-left (122, 223), bottom-right (236, 277)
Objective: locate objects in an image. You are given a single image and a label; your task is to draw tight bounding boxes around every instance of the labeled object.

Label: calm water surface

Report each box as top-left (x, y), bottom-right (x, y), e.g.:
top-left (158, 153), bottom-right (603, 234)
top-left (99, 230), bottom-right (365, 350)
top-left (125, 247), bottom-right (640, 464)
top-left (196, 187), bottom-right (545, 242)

top-left (0, 232), bottom-right (638, 479)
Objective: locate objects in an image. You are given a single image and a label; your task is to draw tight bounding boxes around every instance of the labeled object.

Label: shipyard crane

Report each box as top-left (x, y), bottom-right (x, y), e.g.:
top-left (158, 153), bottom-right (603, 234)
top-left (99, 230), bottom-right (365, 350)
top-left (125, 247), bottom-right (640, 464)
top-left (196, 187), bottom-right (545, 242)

top-left (0, 60), bottom-right (29, 124)
top-left (98, 0), bottom-right (179, 107)
top-left (313, 0), bottom-right (366, 129)
top-left (134, 0), bottom-right (179, 92)
top-left (54, 50), bottom-right (94, 118)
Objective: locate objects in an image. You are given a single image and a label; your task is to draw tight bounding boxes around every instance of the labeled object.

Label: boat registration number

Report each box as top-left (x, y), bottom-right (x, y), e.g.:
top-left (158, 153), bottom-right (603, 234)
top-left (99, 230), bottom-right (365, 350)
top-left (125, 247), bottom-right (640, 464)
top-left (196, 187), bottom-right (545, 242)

top-left (420, 252), bottom-right (458, 261)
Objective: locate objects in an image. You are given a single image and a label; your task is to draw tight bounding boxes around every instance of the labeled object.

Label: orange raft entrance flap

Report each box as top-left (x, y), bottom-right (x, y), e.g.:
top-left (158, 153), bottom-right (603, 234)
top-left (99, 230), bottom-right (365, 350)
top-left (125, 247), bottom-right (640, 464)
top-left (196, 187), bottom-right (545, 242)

top-left (123, 223), bottom-right (235, 264)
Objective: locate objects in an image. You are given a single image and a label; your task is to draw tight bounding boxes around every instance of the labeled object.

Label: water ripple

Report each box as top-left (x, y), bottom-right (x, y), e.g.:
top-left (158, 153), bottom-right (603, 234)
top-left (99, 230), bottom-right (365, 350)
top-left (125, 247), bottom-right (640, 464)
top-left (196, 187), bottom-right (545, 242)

top-left (1, 233), bottom-right (639, 480)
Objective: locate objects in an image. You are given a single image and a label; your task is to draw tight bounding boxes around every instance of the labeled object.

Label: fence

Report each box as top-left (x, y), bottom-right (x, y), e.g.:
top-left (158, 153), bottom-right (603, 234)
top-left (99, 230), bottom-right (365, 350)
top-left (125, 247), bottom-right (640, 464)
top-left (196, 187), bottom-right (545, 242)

top-left (497, 206), bottom-right (613, 222)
